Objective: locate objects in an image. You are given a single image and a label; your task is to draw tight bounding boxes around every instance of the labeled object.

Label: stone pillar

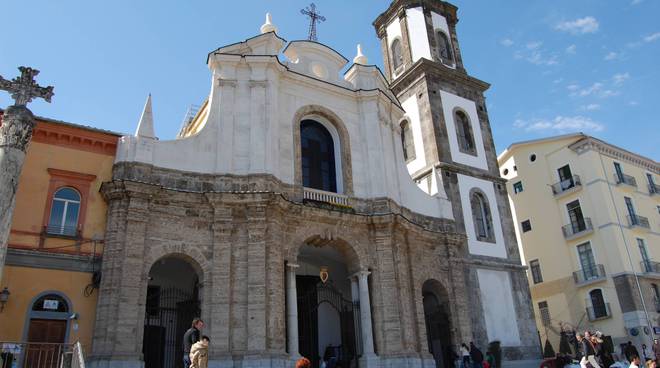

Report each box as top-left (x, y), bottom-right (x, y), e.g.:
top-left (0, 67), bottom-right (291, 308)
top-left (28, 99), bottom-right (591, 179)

top-left (286, 263), bottom-right (301, 359)
top-left (0, 105), bottom-right (35, 283)
top-left (357, 270), bottom-right (378, 367)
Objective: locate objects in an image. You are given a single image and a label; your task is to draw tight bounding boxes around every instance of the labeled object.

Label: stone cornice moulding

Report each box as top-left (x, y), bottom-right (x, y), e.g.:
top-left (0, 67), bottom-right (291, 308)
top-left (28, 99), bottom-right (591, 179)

top-left (31, 120), bottom-right (118, 156)
top-left (47, 168), bottom-right (97, 182)
top-left (569, 137), bottom-right (659, 174)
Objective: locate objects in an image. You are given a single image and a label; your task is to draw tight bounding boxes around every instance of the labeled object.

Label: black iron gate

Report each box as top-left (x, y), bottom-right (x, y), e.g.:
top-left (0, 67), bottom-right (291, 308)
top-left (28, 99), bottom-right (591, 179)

top-left (297, 278), bottom-right (361, 368)
top-left (143, 287), bottom-right (200, 368)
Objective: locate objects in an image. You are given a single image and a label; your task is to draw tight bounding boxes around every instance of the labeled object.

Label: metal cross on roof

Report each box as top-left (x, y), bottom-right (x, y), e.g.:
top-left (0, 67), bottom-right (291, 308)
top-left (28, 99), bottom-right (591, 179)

top-left (300, 3), bottom-right (325, 42)
top-left (0, 66), bottom-right (54, 107)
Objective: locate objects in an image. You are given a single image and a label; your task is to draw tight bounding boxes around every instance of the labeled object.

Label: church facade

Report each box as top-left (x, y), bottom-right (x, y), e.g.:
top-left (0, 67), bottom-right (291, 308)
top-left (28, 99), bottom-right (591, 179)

top-left (90, 2), bottom-right (539, 368)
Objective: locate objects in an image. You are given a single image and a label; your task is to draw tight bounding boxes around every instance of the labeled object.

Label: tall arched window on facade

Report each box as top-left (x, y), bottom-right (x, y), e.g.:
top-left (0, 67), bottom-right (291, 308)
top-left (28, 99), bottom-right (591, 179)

top-left (470, 190), bottom-right (494, 242)
top-left (391, 38), bottom-right (404, 72)
top-left (400, 120), bottom-right (415, 162)
top-left (301, 119), bottom-right (337, 193)
top-left (47, 187), bottom-right (81, 236)
top-left (455, 110), bottom-right (476, 155)
top-left (589, 289), bottom-right (608, 319)
top-left (436, 31), bottom-right (453, 63)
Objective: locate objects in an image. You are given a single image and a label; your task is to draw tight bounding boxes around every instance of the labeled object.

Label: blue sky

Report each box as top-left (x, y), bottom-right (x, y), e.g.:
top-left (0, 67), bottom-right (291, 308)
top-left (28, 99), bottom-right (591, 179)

top-left (1, 0), bottom-right (658, 159)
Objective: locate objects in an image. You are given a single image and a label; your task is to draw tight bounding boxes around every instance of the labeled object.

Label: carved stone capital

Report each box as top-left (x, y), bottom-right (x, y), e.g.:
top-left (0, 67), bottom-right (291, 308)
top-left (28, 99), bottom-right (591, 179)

top-left (0, 105), bottom-right (36, 151)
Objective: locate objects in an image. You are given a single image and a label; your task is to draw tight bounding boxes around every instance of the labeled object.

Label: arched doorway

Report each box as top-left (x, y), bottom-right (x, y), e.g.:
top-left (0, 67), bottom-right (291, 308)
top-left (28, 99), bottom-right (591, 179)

top-left (143, 255), bottom-right (201, 368)
top-left (24, 292), bottom-right (72, 368)
top-left (422, 280), bottom-right (454, 368)
top-left (295, 239), bottom-right (361, 368)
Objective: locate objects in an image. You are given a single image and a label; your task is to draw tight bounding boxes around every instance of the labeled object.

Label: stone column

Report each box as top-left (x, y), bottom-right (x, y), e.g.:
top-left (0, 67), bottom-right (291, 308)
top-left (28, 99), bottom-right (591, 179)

top-left (286, 263), bottom-right (301, 359)
top-left (357, 270), bottom-right (378, 365)
top-left (0, 105), bottom-right (35, 283)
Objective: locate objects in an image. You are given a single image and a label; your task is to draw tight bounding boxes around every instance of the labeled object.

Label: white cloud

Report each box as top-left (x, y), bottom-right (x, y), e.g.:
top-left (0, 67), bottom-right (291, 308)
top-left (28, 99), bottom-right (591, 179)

top-left (526, 41), bottom-right (543, 50)
top-left (628, 101), bottom-right (640, 106)
top-left (632, 0), bottom-right (644, 5)
top-left (566, 44), bottom-right (577, 54)
top-left (600, 90), bottom-right (620, 98)
top-left (515, 116), bottom-right (604, 133)
top-left (577, 82), bottom-right (604, 97)
top-left (527, 52), bottom-right (558, 66)
top-left (644, 32), bottom-right (660, 42)
top-left (567, 84), bottom-right (580, 91)
top-left (604, 51), bottom-right (620, 61)
top-left (555, 17), bottom-right (599, 35)
top-left (500, 38), bottom-right (514, 47)
top-left (612, 72), bottom-right (630, 85)
top-left (581, 104), bottom-right (601, 111)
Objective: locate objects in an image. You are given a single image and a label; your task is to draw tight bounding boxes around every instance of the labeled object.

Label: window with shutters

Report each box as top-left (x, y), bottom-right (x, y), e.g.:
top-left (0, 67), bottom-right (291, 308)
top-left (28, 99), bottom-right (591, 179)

top-left (470, 189), bottom-right (495, 242)
top-left (538, 301), bottom-right (551, 326)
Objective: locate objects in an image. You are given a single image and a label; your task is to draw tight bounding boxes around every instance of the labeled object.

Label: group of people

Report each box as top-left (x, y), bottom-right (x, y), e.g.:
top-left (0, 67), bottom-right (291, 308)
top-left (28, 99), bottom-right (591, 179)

top-left (574, 330), bottom-right (660, 368)
top-left (459, 342), bottom-right (496, 368)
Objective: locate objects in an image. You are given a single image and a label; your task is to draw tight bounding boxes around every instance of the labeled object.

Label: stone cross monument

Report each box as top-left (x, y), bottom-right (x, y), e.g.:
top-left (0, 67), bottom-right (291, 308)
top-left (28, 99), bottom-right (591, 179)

top-left (0, 66), bottom-right (54, 283)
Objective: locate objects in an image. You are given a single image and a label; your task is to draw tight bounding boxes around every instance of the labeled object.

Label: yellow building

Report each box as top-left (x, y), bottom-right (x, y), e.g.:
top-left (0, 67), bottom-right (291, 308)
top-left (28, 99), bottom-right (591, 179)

top-left (0, 110), bottom-right (120, 355)
top-left (498, 133), bottom-right (660, 356)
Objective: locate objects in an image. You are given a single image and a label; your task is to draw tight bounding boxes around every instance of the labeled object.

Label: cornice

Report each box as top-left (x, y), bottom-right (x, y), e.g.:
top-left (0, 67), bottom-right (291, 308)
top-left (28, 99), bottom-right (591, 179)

top-left (390, 58), bottom-right (490, 96)
top-left (32, 120), bottom-right (118, 156)
top-left (373, 0), bottom-right (459, 31)
top-left (570, 137), bottom-right (659, 174)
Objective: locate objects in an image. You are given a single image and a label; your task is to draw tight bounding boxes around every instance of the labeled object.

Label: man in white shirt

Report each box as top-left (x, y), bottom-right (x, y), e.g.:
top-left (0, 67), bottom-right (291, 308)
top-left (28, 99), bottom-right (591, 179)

top-left (629, 355), bottom-right (641, 368)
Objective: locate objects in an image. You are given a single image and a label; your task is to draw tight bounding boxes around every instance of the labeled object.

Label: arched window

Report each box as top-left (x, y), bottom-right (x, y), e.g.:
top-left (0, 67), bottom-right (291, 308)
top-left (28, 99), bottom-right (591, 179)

top-left (32, 293), bottom-right (69, 313)
top-left (301, 119), bottom-right (337, 193)
top-left (391, 38), bottom-right (404, 72)
top-left (454, 110), bottom-right (476, 155)
top-left (470, 190), bottom-right (494, 242)
top-left (47, 187), bottom-right (81, 236)
top-left (589, 289), bottom-right (608, 319)
top-left (436, 31), bottom-right (453, 62)
top-left (400, 120), bottom-right (415, 162)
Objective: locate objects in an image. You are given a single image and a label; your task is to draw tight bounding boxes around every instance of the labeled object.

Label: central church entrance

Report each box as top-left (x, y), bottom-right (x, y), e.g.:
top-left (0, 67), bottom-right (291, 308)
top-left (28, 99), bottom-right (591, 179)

top-left (296, 240), bottom-right (361, 368)
top-left (423, 280), bottom-right (454, 368)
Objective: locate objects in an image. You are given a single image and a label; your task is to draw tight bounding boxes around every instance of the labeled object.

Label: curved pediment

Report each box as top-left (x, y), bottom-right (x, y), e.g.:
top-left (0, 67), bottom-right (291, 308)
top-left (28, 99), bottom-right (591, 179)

top-left (283, 40), bottom-right (349, 84)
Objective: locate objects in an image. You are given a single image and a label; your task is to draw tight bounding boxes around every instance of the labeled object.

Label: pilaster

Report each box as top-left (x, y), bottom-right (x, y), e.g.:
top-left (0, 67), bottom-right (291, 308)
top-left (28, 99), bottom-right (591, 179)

top-left (246, 200), bottom-right (268, 352)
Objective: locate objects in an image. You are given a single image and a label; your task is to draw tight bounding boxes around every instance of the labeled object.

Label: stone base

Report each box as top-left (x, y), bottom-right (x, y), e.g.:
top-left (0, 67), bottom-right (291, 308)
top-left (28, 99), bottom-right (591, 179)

top-left (501, 359), bottom-right (543, 368)
top-left (208, 356), bottom-right (291, 368)
top-left (379, 355), bottom-right (435, 368)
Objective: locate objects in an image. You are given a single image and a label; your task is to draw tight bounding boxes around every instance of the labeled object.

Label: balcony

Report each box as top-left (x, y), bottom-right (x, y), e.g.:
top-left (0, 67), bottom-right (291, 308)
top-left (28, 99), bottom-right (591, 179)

top-left (627, 214), bottom-right (650, 230)
top-left (615, 173), bottom-right (637, 187)
top-left (649, 183), bottom-right (660, 196)
top-left (573, 264), bottom-right (606, 285)
top-left (561, 218), bottom-right (594, 240)
top-left (586, 303), bottom-right (612, 321)
top-left (45, 224), bottom-right (79, 238)
top-left (303, 187), bottom-right (351, 207)
top-left (551, 175), bottom-right (582, 197)
top-left (640, 260), bottom-right (660, 274)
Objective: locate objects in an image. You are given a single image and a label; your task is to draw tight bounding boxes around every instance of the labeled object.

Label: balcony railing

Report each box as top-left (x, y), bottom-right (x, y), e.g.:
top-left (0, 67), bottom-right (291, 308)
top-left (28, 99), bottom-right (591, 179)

top-left (573, 264), bottom-right (606, 285)
top-left (0, 341), bottom-right (85, 368)
top-left (627, 214), bottom-right (650, 229)
top-left (551, 175), bottom-right (582, 196)
top-left (615, 173), bottom-right (637, 187)
top-left (561, 217), bottom-right (593, 239)
top-left (303, 187), bottom-right (350, 207)
top-left (640, 260), bottom-right (660, 274)
top-left (649, 183), bottom-right (660, 195)
top-left (586, 303), bottom-right (612, 321)
top-left (45, 224), bottom-right (79, 237)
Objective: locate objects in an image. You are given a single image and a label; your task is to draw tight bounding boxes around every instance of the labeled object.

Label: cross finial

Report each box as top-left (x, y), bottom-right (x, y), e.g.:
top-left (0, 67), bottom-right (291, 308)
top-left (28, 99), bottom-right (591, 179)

top-left (300, 3), bottom-right (326, 42)
top-left (0, 66), bottom-right (54, 107)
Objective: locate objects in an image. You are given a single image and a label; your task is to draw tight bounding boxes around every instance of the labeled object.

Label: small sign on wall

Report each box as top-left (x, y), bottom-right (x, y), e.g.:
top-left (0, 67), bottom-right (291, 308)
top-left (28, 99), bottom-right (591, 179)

top-left (43, 299), bottom-right (60, 310)
top-left (654, 327), bottom-right (660, 335)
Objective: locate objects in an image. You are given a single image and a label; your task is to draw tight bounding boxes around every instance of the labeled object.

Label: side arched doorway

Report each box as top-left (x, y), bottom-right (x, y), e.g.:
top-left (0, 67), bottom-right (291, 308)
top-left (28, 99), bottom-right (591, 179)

top-left (143, 255), bottom-right (201, 368)
top-left (295, 239), bottom-right (361, 368)
top-left (23, 292), bottom-right (72, 368)
top-left (423, 280), bottom-right (454, 368)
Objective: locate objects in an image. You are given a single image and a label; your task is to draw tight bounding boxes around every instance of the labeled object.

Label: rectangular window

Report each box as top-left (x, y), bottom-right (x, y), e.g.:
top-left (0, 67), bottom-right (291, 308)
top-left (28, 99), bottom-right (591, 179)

top-left (513, 181), bottom-right (524, 194)
top-left (648, 173), bottom-right (657, 194)
top-left (577, 242), bottom-right (597, 279)
top-left (566, 200), bottom-right (586, 233)
top-left (521, 220), bottom-right (532, 233)
top-left (625, 197), bottom-right (636, 218)
top-left (557, 164), bottom-right (576, 191)
top-left (614, 162), bottom-right (624, 182)
top-left (530, 259), bottom-right (543, 284)
top-left (639, 238), bottom-right (651, 272)
top-left (538, 301), bottom-right (551, 326)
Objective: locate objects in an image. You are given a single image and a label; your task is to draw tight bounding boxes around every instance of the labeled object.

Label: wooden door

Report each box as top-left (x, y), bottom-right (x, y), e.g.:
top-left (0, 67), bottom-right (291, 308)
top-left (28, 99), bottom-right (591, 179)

top-left (26, 319), bottom-right (67, 368)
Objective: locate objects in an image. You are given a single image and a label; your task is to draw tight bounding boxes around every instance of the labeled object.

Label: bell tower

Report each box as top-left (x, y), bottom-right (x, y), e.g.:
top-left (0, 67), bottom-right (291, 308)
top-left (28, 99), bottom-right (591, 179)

top-left (374, 0), bottom-right (541, 362)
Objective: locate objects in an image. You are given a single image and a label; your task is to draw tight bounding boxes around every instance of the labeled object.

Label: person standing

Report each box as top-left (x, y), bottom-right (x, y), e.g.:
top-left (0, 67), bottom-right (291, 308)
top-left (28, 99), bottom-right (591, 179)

top-left (469, 342), bottom-right (483, 368)
top-left (183, 318), bottom-right (204, 368)
top-left (577, 333), bottom-right (601, 368)
top-left (629, 355), bottom-right (641, 368)
top-left (296, 357), bottom-right (312, 368)
top-left (653, 339), bottom-right (660, 361)
top-left (189, 336), bottom-right (210, 368)
top-left (626, 342), bottom-right (640, 362)
top-left (461, 343), bottom-right (471, 368)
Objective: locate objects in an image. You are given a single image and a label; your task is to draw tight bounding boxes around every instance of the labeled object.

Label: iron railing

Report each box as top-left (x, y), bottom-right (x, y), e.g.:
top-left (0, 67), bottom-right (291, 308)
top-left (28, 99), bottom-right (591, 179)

top-left (615, 173), bottom-right (637, 187)
top-left (551, 175), bottom-right (582, 195)
top-left (649, 183), bottom-right (660, 195)
top-left (640, 260), bottom-right (660, 274)
top-left (561, 217), bottom-right (593, 239)
top-left (303, 187), bottom-right (350, 207)
top-left (573, 264), bottom-right (606, 284)
top-left (627, 214), bottom-right (650, 229)
top-left (586, 303), bottom-right (611, 321)
top-left (0, 341), bottom-right (85, 368)
top-left (45, 224), bottom-right (78, 237)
